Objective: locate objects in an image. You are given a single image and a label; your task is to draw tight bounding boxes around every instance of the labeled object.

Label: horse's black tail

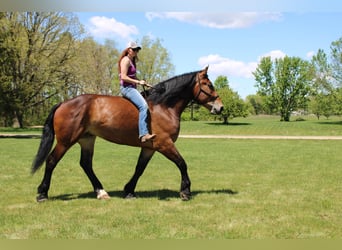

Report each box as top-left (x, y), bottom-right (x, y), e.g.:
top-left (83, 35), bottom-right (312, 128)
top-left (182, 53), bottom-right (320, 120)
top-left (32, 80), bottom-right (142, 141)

top-left (31, 103), bottom-right (61, 174)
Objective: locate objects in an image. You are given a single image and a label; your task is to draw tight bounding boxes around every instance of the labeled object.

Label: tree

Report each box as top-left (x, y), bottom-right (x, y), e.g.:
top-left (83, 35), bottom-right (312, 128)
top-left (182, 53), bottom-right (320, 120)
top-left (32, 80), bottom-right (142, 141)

top-left (0, 12), bottom-right (83, 127)
top-left (214, 75), bottom-right (229, 90)
top-left (330, 37), bottom-right (342, 116)
top-left (334, 87), bottom-right (342, 115)
top-left (253, 56), bottom-right (314, 121)
top-left (311, 49), bottom-right (333, 94)
top-left (309, 93), bottom-right (334, 119)
top-left (68, 38), bottom-right (119, 96)
top-left (252, 57), bottom-right (278, 114)
top-left (330, 37), bottom-right (342, 87)
top-left (310, 49), bottom-right (334, 119)
top-left (136, 36), bottom-right (175, 85)
top-left (214, 76), bottom-right (248, 124)
top-left (246, 94), bottom-right (267, 115)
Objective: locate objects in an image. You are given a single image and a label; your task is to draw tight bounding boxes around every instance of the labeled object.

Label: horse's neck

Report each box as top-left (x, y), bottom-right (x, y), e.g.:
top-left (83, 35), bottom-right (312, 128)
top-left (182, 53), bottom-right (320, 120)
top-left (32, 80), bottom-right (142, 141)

top-left (172, 99), bottom-right (191, 118)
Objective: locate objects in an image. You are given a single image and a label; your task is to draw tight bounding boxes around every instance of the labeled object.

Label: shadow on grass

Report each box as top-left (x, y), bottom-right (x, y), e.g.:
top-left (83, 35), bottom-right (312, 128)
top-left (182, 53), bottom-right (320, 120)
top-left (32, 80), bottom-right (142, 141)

top-left (205, 122), bottom-right (251, 126)
top-left (315, 120), bottom-right (342, 126)
top-left (51, 188), bottom-right (238, 201)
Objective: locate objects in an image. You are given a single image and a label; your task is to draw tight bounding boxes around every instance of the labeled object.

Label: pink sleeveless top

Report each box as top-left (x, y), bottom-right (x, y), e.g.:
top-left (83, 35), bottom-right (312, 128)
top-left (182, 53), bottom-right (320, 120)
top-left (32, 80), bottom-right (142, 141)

top-left (120, 57), bottom-right (137, 88)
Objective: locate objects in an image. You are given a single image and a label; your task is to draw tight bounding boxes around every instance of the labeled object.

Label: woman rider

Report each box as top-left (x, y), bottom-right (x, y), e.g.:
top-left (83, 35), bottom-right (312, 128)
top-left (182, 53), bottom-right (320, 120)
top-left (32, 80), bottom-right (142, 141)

top-left (118, 41), bottom-right (156, 143)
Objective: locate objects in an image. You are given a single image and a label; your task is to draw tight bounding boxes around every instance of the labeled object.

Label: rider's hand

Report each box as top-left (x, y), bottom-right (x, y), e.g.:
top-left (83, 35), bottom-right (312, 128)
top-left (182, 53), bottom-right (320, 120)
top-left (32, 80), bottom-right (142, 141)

top-left (139, 80), bottom-right (152, 88)
top-left (138, 80), bottom-right (146, 85)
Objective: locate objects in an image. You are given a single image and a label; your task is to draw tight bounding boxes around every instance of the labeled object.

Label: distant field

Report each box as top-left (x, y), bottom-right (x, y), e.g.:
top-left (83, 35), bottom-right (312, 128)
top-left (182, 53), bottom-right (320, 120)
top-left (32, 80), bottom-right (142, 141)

top-left (1, 115), bottom-right (341, 136)
top-left (0, 124), bottom-right (341, 238)
top-left (180, 115), bottom-right (342, 136)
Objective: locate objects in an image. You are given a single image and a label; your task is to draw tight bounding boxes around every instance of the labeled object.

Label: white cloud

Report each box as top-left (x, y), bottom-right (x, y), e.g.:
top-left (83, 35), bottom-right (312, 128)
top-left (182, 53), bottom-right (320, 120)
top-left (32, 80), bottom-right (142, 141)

top-left (259, 50), bottom-right (287, 61)
top-left (88, 16), bottom-right (139, 40)
top-left (306, 51), bottom-right (315, 59)
top-left (146, 12), bottom-right (282, 29)
top-left (197, 50), bottom-right (287, 98)
top-left (198, 54), bottom-right (258, 78)
top-left (198, 49), bottom-right (287, 80)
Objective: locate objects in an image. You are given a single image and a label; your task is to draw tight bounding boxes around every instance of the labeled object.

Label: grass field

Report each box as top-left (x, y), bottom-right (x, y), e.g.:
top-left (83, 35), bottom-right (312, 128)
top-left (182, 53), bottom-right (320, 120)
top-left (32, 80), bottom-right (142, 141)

top-left (179, 115), bottom-right (342, 136)
top-left (1, 115), bottom-right (342, 136)
top-left (0, 116), bottom-right (341, 239)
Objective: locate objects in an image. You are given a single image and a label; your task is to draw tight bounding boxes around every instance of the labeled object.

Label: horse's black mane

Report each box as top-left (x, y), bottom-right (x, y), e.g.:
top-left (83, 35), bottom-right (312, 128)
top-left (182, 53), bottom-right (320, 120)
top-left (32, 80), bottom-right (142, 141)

top-left (146, 70), bottom-right (200, 106)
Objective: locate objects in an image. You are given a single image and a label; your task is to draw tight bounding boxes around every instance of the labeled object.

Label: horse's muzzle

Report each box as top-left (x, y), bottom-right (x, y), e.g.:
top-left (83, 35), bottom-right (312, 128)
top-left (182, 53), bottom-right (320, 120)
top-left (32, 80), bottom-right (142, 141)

top-left (211, 105), bottom-right (224, 115)
top-left (205, 99), bottom-right (224, 115)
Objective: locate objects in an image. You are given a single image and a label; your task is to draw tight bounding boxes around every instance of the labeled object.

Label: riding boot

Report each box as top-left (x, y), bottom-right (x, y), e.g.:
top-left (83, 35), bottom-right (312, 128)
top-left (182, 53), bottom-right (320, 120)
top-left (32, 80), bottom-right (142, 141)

top-left (140, 134), bottom-right (156, 143)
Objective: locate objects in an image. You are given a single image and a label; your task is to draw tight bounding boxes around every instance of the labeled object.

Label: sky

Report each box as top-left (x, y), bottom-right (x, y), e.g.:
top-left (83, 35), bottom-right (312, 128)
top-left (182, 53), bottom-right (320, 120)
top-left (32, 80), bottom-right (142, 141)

top-left (1, 0), bottom-right (342, 98)
top-left (75, 11), bottom-right (342, 98)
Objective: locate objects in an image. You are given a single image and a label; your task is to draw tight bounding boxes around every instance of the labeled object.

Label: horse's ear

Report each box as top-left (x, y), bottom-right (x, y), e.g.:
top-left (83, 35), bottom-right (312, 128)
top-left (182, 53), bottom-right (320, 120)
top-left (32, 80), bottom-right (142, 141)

top-left (203, 65), bottom-right (209, 73)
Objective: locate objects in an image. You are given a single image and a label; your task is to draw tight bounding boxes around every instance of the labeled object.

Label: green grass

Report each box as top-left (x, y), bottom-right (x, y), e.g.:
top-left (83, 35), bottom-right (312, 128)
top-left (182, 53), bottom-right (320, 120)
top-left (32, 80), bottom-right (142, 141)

top-left (1, 115), bottom-right (341, 136)
top-left (0, 135), bottom-right (341, 239)
top-left (179, 115), bottom-right (342, 136)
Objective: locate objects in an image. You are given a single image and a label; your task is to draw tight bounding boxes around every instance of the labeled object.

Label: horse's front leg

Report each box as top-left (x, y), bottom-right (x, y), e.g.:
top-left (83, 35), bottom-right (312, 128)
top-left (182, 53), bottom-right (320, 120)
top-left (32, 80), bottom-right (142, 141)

top-left (124, 148), bottom-right (155, 198)
top-left (160, 144), bottom-right (191, 201)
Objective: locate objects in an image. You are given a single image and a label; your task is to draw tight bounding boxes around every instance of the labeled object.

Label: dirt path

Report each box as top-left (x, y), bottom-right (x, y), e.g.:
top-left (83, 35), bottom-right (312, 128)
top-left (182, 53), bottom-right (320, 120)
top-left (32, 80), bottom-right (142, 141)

top-left (0, 134), bottom-right (42, 138)
top-left (1, 134), bottom-right (342, 140)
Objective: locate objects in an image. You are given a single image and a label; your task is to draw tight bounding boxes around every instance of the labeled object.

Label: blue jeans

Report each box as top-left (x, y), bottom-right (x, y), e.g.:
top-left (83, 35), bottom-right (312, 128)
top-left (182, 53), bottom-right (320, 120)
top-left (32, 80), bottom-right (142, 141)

top-left (120, 86), bottom-right (150, 138)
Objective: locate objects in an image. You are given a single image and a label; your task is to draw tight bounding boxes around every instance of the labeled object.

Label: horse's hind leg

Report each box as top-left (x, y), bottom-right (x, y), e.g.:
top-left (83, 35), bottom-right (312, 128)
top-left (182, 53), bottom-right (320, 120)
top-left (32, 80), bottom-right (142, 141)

top-left (78, 137), bottom-right (109, 200)
top-left (124, 148), bottom-right (155, 198)
top-left (37, 143), bottom-right (69, 202)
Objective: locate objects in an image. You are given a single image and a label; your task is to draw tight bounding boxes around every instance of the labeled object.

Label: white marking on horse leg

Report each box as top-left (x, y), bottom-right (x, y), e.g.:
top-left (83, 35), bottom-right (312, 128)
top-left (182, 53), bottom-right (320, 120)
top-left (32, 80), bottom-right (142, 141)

top-left (97, 189), bottom-right (110, 200)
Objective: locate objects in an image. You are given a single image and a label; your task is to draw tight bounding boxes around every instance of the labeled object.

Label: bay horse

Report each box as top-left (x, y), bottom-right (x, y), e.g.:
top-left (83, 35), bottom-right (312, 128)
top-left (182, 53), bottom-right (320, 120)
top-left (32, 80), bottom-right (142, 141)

top-left (31, 66), bottom-right (223, 202)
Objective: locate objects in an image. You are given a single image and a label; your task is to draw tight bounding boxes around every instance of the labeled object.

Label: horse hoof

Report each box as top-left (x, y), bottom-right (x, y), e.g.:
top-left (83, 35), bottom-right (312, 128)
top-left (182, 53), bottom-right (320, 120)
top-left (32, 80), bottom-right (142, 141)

top-left (180, 192), bottom-right (191, 201)
top-left (36, 194), bottom-right (48, 202)
top-left (124, 193), bottom-right (137, 199)
top-left (96, 189), bottom-right (110, 200)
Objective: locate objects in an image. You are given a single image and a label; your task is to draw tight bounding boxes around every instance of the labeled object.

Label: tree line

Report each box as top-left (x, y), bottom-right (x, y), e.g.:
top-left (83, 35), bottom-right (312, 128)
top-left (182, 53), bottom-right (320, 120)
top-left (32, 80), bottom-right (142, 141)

top-left (204, 37), bottom-right (342, 123)
top-left (250, 40), bottom-right (342, 121)
top-left (1, 12), bottom-right (341, 127)
top-left (0, 12), bottom-right (174, 127)
top-left (189, 37), bottom-right (342, 124)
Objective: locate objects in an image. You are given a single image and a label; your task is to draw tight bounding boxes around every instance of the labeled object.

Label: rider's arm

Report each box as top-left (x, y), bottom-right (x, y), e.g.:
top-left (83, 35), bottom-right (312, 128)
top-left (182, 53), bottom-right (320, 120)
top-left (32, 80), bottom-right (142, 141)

top-left (120, 57), bottom-right (145, 85)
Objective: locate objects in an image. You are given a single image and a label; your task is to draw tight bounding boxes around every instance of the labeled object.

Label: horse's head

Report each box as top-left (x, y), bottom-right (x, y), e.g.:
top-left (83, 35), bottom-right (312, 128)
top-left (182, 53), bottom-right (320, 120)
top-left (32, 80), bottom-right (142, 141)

top-left (192, 66), bottom-right (224, 114)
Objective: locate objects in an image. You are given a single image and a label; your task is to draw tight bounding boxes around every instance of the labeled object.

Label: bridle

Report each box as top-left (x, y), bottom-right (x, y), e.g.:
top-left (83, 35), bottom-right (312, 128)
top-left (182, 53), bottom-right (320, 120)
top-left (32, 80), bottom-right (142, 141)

top-left (193, 73), bottom-right (219, 104)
